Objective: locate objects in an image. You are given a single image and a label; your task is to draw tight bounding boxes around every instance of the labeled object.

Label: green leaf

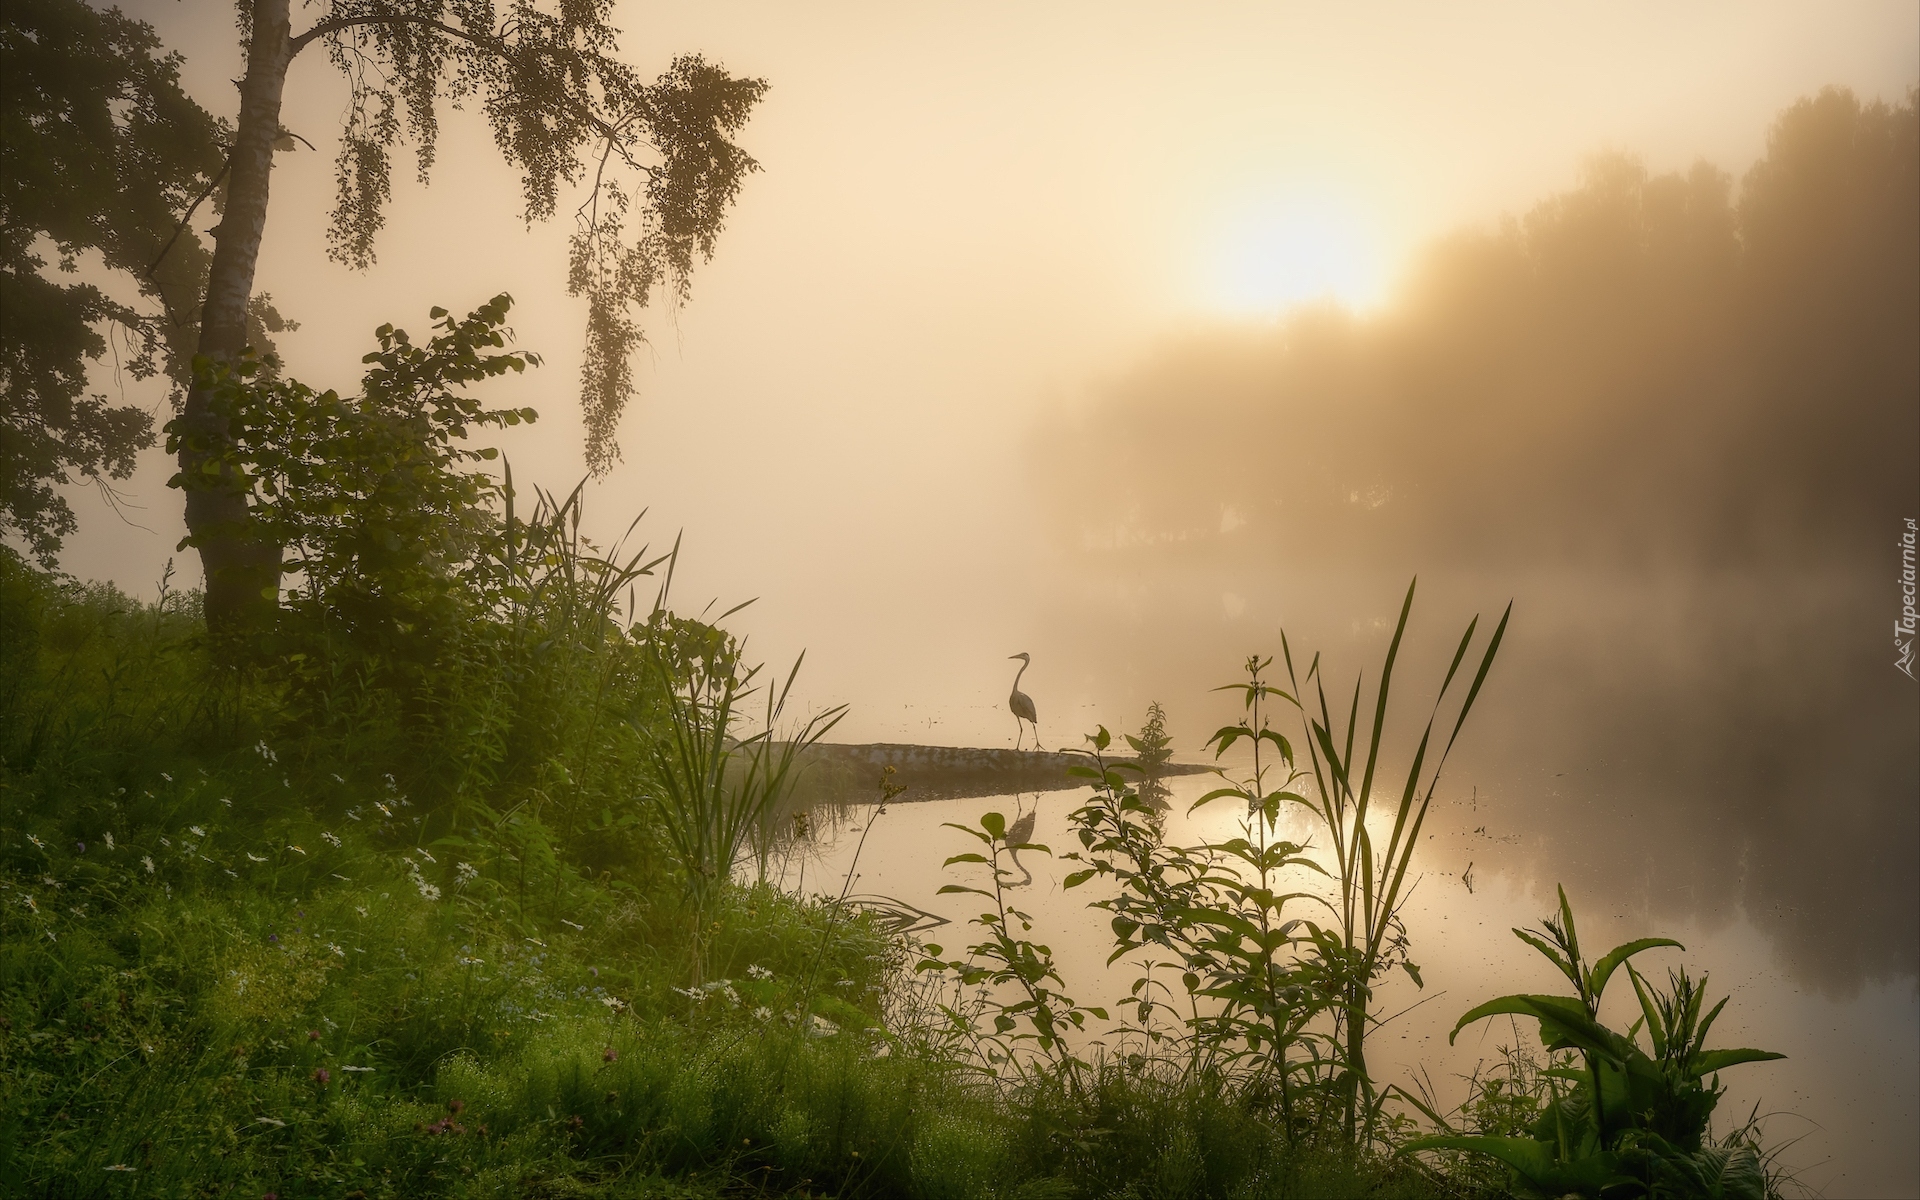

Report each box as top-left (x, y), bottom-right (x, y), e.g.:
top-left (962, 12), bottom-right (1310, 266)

top-left (1449, 994), bottom-right (1586, 1046)
top-left (942, 853), bottom-right (990, 867)
top-left (1589, 937), bottom-right (1683, 1005)
top-left (1398, 1136), bottom-right (1635, 1196)
top-left (936, 885), bottom-right (991, 897)
top-left (1689, 1047), bottom-right (1786, 1077)
top-left (1512, 928), bottom-right (1576, 986)
top-left (981, 812), bottom-right (1007, 840)
top-left (1207, 726), bottom-right (1246, 756)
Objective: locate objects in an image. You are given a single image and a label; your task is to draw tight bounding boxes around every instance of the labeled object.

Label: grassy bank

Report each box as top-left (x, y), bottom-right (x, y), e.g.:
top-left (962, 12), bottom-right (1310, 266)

top-left (0, 549), bottom-right (1468, 1198)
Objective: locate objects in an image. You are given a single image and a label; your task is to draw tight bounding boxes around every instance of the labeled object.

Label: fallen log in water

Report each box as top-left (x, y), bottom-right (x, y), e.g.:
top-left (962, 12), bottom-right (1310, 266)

top-left (783, 741), bottom-right (1213, 805)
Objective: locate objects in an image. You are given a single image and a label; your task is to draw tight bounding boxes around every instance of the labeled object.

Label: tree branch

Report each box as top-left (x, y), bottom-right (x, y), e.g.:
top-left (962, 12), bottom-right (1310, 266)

top-left (289, 13), bottom-right (618, 141)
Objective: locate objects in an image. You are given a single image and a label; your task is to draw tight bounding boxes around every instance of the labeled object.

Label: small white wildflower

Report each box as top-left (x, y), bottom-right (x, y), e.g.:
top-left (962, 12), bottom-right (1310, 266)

top-left (142, 856), bottom-right (155, 875)
top-left (27, 834), bottom-right (43, 850)
top-left (104, 1164), bottom-right (136, 1172)
top-left (22, 895), bottom-right (36, 913)
top-left (70, 904), bottom-right (86, 917)
top-left (142, 1042), bottom-right (154, 1054)
top-left (747, 964), bottom-right (773, 980)
top-left (246, 853), bottom-right (267, 863)
top-left (321, 832), bottom-right (341, 847)
top-left (218, 797), bottom-right (232, 807)
top-left (103, 832), bottom-right (115, 850)
top-left (160, 772), bottom-right (173, 782)
top-left (330, 873), bottom-right (351, 882)
top-left (330, 773), bottom-right (345, 784)
top-left (600, 995), bottom-right (626, 1010)
top-left (354, 906), bottom-right (368, 917)
top-left (809, 1014), bottom-right (839, 1038)
top-left (286, 845), bottom-right (305, 856)
top-left (455, 861), bottom-right (478, 883)
top-left (525, 936), bottom-right (547, 947)
top-left (224, 869), bottom-right (238, 878)
top-left (158, 836), bottom-right (170, 847)
top-left (560, 918), bottom-right (584, 931)
top-left (414, 878), bottom-right (440, 901)
top-left (341, 1065), bottom-right (373, 1073)
top-left (458, 955), bottom-right (483, 966)
top-left (188, 826), bottom-right (204, 838)
top-left (753, 1006), bottom-right (773, 1021)
top-left (374, 801), bottom-right (392, 817)
top-left (345, 808), bottom-right (362, 822)
top-left (255, 741), bottom-right (277, 764)
top-left (255, 1116), bottom-right (286, 1128)
top-left (328, 943), bottom-right (346, 958)
top-left (414, 847), bottom-right (435, 864)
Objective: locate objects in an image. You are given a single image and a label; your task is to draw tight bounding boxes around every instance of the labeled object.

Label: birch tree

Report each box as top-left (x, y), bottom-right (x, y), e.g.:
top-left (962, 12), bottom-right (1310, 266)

top-left (172, 0), bottom-right (764, 633)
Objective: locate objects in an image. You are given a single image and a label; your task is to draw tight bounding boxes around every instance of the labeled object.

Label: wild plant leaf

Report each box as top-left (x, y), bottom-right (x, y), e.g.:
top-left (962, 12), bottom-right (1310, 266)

top-left (1062, 869), bottom-right (1096, 888)
top-left (1628, 964), bottom-right (1667, 1058)
top-left (1589, 937), bottom-right (1683, 1005)
top-left (942, 853), bottom-right (990, 867)
top-left (1656, 1142), bottom-right (1767, 1200)
top-left (1555, 886), bottom-right (1585, 985)
top-left (1512, 927), bottom-right (1577, 987)
top-left (1257, 728), bottom-right (1293, 763)
top-left (1397, 1135), bottom-right (1634, 1197)
top-left (1689, 1047), bottom-right (1786, 1077)
top-left (1208, 726), bottom-right (1247, 756)
top-left (1450, 993), bottom-right (1589, 1046)
top-left (1192, 786), bottom-right (1248, 809)
top-left (936, 884), bottom-right (991, 898)
top-left (1693, 994), bottom-right (1730, 1056)
top-left (980, 812), bottom-right (1007, 839)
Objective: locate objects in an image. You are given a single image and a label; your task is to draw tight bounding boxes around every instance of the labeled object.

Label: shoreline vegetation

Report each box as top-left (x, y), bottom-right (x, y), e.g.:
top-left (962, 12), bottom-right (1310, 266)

top-left (1, 526), bottom-right (1792, 1197)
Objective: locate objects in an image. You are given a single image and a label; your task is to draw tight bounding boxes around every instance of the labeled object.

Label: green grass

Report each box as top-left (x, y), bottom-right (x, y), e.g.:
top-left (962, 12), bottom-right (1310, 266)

top-left (0, 548), bottom-right (1481, 1198)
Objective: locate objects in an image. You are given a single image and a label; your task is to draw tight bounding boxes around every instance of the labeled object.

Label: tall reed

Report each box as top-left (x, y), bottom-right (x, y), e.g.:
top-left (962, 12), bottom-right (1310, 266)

top-left (1279, 578), bottom-right (1509, 1141)
top-left (639, 555), bottom-right (845, 982)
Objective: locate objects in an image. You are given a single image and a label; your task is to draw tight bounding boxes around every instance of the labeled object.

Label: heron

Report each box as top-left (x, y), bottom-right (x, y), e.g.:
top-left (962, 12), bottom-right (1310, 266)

top-left (1007, 652), bottom-right (1040, 751)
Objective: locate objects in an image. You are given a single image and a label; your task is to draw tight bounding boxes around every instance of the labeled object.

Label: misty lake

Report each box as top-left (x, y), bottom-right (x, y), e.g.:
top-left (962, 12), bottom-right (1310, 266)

top-left (774, 766), bottom-right (1919, 1198)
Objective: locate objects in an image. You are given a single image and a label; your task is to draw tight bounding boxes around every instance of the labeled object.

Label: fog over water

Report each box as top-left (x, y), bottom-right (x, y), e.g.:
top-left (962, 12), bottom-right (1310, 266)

top-left (1027, 93), bottom-right (1920, 999)
top-left (37, 3), bottom-right (1919, 1187)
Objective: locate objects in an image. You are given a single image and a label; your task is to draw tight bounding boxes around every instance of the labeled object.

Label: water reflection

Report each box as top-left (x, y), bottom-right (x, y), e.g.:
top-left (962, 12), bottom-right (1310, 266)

top-left (787, 773), bottom-right (1919, 1197)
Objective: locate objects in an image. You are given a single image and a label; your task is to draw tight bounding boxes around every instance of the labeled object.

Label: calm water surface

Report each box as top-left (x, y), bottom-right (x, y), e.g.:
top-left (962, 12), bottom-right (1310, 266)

top-left (780, 770), bottom-right (1919, 1198)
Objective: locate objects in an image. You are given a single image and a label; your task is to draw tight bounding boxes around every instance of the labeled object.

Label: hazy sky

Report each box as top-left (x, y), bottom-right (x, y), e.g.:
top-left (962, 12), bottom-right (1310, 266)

top-left (57, 0), bottom-right (1920, 747)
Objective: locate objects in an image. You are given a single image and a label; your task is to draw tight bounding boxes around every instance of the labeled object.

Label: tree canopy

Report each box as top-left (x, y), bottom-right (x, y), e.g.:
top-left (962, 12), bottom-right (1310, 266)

top-left (170, 0), bottom-right (766, 631)
top-left (0, 0), bottom-right (237, 563)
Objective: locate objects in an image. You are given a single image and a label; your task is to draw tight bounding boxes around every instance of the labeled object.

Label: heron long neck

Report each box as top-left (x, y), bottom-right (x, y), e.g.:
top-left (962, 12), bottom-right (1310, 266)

top-left (1012, 660), bottom-right (1028, 691)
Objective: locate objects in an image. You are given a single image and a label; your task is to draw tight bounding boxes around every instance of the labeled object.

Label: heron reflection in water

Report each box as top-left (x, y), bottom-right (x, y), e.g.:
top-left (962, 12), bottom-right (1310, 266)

top-left (1004, 794), bottom-right (1036, 888)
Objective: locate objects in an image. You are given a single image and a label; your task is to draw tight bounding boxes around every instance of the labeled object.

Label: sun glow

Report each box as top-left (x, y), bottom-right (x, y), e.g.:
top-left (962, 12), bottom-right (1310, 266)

top-left (1202, 193), bottom-right (1391, 317)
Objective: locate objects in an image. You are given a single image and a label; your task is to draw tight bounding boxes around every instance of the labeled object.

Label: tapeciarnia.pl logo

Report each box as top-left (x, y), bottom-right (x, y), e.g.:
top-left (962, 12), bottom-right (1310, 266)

top-left (1898, 517), bottom-right (1917, 680)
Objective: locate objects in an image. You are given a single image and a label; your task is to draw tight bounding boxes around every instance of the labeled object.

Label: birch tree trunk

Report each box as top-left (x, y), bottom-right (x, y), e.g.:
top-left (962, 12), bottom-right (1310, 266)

top-left (177, 0), bottom-right (291, 636)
